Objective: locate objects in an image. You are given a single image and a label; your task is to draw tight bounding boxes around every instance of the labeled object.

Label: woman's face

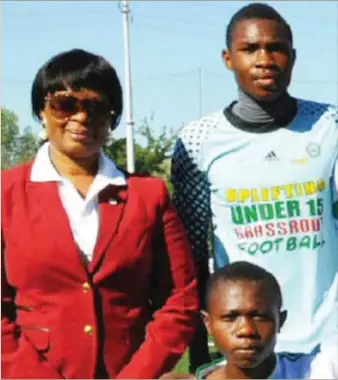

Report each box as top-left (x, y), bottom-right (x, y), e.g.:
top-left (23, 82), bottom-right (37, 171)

top-left (41, 88), bottom-right (114, 159)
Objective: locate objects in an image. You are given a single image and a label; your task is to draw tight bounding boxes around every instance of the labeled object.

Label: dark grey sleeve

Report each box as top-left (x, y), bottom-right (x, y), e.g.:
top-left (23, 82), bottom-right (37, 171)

top-left (171, 135), bottom-right (211, 264)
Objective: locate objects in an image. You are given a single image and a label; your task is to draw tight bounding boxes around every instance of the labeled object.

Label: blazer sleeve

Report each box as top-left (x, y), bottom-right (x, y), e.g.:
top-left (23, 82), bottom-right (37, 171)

top-left (116, 180), bottom-right (198, 379)
top-left (1, 230), bottom-right (19, 378)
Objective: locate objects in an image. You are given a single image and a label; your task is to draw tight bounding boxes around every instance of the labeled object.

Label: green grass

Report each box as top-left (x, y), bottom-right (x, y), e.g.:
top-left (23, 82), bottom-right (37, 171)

top-left (174, 351), bottom-right (190, 373)
top-left (174, 337), bottom-right (221, 373)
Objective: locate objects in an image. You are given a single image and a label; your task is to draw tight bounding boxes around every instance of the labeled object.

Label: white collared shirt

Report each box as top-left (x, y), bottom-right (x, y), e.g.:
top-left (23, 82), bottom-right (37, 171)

top-left (31, 142), bottom-right (127, 261)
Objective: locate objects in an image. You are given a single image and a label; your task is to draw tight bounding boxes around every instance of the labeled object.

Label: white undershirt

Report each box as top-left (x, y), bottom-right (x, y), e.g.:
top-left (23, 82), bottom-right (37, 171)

top-left (30, 142), bottom-right (126, 261)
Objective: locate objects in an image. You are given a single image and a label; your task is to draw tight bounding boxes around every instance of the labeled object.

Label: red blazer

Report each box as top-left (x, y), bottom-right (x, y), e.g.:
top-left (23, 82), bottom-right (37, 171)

top-left (1, 162), bottom-right (198, 379)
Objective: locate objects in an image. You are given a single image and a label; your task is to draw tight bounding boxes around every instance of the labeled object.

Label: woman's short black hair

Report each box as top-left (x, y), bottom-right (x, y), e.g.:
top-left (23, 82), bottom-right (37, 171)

top-left (226, 3), bottom-right (293, 49)
top-left (31, 48), bottom-right (123, 130)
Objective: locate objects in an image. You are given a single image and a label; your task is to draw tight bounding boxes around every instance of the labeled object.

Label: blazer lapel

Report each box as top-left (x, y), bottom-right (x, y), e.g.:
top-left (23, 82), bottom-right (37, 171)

top-left (26, 181), bottom-right (88, 277)
top-left (89, 185), bottom-right (128, 273)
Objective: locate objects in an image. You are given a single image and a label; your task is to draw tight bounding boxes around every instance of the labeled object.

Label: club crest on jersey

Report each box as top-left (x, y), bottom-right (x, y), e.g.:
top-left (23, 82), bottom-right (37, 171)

top-left (306, 142), bottom-right (321, 158)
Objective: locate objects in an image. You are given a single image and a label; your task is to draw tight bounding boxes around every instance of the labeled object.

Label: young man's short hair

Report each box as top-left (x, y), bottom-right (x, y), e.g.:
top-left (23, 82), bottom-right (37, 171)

top-left (226, 3), bottom-right (293, 49)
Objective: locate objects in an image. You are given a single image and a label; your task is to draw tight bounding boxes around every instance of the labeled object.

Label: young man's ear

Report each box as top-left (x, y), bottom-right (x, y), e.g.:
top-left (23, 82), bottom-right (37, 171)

top-left (201, 310), bottom-right (212, 334)
top-left (291, 48), bottom-right (297, 67)
top-left (278, 310), bottom-right (287, 332)
top-left (222, 49), bottom-right (233, 70)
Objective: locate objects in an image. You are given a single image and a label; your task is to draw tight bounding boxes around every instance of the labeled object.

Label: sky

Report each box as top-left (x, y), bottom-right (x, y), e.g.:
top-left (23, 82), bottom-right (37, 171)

top-left (2, 1), bottom-right (338, 141)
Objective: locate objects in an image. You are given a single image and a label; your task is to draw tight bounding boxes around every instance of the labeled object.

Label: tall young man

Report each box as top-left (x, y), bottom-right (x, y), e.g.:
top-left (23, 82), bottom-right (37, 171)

top-left (171, 2), bottom-right (338, 373)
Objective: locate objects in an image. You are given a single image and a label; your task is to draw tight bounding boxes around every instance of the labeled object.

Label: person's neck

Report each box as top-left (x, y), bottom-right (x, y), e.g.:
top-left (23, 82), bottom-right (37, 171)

top-left (232, 89), bottom-right (295, 124)
top-left (49, 145), bottom-right (99, 178)
top-left (220, 354), bottom-right (276, 379)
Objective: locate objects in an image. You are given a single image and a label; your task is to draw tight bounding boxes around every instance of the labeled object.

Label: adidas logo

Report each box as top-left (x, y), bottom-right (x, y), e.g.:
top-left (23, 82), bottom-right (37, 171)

top-left (264, 151), bottom-right (278, 161)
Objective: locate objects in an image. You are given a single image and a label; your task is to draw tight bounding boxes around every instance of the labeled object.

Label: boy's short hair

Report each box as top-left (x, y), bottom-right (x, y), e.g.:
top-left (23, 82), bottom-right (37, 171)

top-left (205, 261), bottom-right (283, 310)
top-left (226, 3), bottom-right (293, 49)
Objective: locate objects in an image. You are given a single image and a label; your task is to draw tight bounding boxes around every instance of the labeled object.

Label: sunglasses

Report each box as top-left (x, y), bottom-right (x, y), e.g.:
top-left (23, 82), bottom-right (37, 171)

top-left (46, 94), bottom-right (115, 120)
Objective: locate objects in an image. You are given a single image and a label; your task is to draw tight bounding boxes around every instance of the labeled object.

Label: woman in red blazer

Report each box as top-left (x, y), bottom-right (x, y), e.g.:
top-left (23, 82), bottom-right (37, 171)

top-left (1, 49), bottom-right (198, 379)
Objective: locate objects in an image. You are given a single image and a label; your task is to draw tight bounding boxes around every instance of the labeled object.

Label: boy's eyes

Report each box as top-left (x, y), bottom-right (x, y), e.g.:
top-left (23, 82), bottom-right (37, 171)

top-left (242, 44), bottom-right (259, 53)
top-left (253, 314), bottom-right (272, 321)
top-left (221, 313), bottom-right (239, 321)
top-left (221, 315), bottom-right (236, 322)
top-left (220, 313), bottom-right (272, 322)
top-left (240, 43), bottom-right (289, 53)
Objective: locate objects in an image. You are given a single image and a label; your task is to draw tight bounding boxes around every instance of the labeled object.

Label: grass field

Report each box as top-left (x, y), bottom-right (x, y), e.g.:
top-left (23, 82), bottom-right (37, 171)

top-left (174, 338), bottom-right (221, 373)
top-left (174, 350), bottom-right (190, 373)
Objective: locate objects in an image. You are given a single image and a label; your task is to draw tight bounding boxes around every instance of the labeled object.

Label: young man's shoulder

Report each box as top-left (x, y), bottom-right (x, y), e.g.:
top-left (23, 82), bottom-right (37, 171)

top-left (298, 98), bottom-right (337, 120)
top-left (274, 352), bottom-right (320, 379)
top-left (178, 110), bottom-right (225, 142)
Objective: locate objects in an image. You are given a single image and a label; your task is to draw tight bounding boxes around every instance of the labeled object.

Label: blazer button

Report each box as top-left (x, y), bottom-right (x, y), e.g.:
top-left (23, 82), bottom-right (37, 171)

top-left (84, 325), bottom-right (93, 336)
top-left (82, 282), bottom-right (91, 293)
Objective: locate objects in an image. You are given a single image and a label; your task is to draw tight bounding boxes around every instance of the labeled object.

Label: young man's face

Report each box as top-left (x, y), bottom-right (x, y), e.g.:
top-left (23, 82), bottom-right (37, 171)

top-left (203, 279), bottom-right (286, 371)
top-left (223, 18), bottom-right (295, 101)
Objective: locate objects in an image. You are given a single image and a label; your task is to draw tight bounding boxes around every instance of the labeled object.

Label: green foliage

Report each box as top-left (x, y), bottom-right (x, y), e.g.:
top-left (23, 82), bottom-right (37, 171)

top-left (1, 108), bottom-right (20, 169)
top-left (103, 137), bottom-right (129, 169)
top-left (104, 115), bottom-right (178, 191)
top-left (13, 126), bottom-right (39, 166)
top-left (1, 108), bottom-right (39, 169)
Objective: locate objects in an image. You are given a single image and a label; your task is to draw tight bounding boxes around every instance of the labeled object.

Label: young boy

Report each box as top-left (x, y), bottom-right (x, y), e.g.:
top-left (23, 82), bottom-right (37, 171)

top-left (161, 261), bottom-right (337, 379)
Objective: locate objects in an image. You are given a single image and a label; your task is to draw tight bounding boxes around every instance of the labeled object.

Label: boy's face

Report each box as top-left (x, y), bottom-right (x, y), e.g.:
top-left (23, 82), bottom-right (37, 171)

top-left (223, 18), bottom-right (295, 102)
top-left (203, 279), bottom-right (286, 370)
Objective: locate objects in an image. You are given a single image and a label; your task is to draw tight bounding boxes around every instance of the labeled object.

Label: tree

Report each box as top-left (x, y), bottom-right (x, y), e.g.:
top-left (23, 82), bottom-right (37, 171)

top-left (105, 116), bottom-right (178, 174)
top-left (1, 108), bottom-right (20, 169)
top-left (104, 115), bottom-right (178, 190)
top-left (1, 109), bottom-right (39, 169)
top-left (13, 127), bottom-right (39, 166)
top-left (136, 115), bottom-right (178, 178)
